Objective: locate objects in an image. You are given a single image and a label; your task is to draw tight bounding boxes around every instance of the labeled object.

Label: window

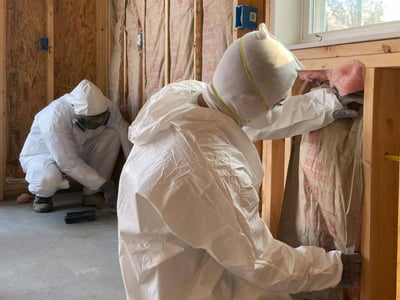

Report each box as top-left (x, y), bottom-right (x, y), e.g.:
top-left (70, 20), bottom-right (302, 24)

top-left (308, 0), bottom-right (400, 33)
top-left (273, 0), bottom-right (400, 49)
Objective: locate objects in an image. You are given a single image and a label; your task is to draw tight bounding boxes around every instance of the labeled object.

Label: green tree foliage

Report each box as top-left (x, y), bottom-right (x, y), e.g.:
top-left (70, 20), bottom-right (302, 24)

top-left (320, 0), bottom-right (384, 31)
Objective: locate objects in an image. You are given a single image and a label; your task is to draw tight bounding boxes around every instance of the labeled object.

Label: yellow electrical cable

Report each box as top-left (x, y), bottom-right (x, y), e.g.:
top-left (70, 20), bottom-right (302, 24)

top-left (384, 154), bottom-right (400, 162)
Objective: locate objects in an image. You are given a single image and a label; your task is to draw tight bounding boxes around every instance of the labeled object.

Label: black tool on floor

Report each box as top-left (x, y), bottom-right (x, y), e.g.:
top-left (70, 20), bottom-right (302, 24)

top-left (64, 210), bottom-right (96, 224)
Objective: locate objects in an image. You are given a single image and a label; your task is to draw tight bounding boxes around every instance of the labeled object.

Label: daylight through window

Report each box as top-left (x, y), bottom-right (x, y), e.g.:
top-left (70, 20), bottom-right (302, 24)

top-left (309, 0), bottom-right (400, 34)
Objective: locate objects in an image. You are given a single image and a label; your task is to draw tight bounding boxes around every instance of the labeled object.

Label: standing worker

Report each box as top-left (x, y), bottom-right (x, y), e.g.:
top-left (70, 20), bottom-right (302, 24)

top-left (19, 79), bottom-right (132, 213)
top-left (118, 24), bottom-right (361, 299)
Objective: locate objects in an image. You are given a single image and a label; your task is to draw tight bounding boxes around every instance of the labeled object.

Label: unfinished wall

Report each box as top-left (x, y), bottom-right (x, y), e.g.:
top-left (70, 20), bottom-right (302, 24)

top-left (6, 0), bottom-right (47, 179)
top-left (110, 0), bottom-right (234, 123)
top-left (4, 0), bottom-right (102, 192)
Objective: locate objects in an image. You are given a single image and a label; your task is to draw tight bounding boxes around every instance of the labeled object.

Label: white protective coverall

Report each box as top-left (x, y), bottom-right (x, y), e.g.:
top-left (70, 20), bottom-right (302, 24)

top-left (118, 80), bottom-right (344, 300)
top-left (19, 79), bottom-right (132, 198)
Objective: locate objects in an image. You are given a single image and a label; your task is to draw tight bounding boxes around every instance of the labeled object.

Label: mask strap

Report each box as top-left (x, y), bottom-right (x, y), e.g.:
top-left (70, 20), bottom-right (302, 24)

top-left (210, 84), bottom-right (248, 124)
top-left (239, 38), bottom-right (269, 111)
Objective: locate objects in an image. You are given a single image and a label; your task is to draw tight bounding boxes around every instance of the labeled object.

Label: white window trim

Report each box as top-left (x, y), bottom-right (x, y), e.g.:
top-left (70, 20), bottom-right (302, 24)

top-left (273, 0), bottom-right (400, 50)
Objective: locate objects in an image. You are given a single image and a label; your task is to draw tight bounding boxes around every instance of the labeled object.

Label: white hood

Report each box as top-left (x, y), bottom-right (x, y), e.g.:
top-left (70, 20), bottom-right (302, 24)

top-left (203, 23), bottom-right (303, 126)
top-left (68, 79), bottom-right (110, 116)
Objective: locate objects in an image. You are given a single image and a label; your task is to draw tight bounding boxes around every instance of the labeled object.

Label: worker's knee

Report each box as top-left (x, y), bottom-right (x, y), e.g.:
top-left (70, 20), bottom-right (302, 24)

top-left (28, 175), bottom-right (62, 197)
top-left (25, 160), bottom-right (65, 197)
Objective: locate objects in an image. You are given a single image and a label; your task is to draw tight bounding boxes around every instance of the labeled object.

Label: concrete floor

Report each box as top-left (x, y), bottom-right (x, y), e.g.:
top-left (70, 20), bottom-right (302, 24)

top-left (0, 192), bottom-right (126, 300)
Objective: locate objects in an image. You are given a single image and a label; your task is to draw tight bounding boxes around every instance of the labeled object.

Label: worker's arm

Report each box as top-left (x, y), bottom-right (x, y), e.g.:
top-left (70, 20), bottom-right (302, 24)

top-left (243, 88), bottom-right (345, 141)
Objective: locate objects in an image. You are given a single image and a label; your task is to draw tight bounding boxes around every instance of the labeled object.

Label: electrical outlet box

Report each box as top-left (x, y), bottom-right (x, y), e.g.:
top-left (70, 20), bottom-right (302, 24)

top-left (235, 5), bottom-right (258, 30)
top-left (39, 37), bottom-right (49, 51)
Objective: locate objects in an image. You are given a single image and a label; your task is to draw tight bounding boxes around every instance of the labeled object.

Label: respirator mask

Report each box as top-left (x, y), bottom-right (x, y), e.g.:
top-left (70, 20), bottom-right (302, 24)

top-left (72, 110), bottom-right (110, 131)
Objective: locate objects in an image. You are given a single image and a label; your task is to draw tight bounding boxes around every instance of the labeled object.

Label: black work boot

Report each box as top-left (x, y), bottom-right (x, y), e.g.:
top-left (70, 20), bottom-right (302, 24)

top-left (33, 196), bottom-right (54, 213)
top-left (81, 192), bottom-right (106, 209)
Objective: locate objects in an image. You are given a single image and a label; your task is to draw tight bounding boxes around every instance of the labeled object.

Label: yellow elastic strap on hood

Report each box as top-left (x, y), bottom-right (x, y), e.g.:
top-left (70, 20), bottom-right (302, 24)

top-left (239, 38), bottom-right (269, 111)
top-left (210, 84), bottom-right (248, 124)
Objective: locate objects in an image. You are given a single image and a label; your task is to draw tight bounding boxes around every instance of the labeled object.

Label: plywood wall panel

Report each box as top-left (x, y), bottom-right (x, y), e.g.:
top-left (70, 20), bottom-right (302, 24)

top-left (54, 0), bottom-right (97, 97)
top-left (6, 0), bottom-right (47, 178)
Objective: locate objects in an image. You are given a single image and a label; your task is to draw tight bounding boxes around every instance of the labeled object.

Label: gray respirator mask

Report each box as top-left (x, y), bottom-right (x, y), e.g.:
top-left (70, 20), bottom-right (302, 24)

top-left (72, 110), bottom-right (110, 131)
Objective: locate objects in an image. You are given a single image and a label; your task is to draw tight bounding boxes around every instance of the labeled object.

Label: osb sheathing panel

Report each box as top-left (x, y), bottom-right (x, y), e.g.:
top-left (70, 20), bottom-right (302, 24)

top-left (169, 1), bottom-right (194, 82)
top-left (202, 0), bottom-right (233, 83)
top-left (54, 0), bottom-right (97, 98)
top-left (6, 0), bottom-right (47, 178)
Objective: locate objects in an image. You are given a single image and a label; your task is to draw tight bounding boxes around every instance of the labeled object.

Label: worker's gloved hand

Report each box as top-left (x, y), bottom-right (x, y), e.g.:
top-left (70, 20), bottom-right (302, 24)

top-left (333, 91), bottom-right (364, 120)
top-left (337, 92), bottom-right (364, 106)
top-left (339, 253), bottom-right (362, 288)
top-left (100, 180), bottom-right (117, 207)
top-left (333, 109), bottom-right (358, 119)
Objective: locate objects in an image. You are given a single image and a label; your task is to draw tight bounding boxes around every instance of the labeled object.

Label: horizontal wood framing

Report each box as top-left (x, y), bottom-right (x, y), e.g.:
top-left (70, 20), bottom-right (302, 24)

top-left (293, 38), bottom-right (400, 70)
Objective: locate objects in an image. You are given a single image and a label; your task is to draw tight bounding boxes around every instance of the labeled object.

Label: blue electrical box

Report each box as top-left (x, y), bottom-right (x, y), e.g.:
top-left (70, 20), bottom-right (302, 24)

top-left (235, 5), bottom-right (258, 30)
top-left (39, 37), bottom-right (49, 51)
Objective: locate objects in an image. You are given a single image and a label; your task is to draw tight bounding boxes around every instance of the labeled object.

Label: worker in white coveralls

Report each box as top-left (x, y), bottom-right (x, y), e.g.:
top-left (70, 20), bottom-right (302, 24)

top-left (118, 24), bottom-right (361, 299)
top-left (19, 79), bottom-right (132, 213)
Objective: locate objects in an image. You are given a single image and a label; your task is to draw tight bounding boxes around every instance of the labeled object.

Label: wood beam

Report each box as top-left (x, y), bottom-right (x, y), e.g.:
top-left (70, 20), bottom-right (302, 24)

top-left (96, 0), bottom-right (109, 94)
top-left (261, 139), bottom-right (285, 237)
top-left (361, 67), bottom-right (400, 299)
top-left (164, 0), bottom-right (170, 84)
top-left (0, 0), bottom-right (5, 200)
top-left (398, 159), bottom-right (400, 299)
top-left (193, 0), bottom-right (202, 81)
top-left (47, 0), bottom-right (54, 103)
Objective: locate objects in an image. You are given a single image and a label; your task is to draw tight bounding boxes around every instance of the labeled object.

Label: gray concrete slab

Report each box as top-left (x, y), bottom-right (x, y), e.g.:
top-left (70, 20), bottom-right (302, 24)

top-left (0, 192), bottom-right (126, 300)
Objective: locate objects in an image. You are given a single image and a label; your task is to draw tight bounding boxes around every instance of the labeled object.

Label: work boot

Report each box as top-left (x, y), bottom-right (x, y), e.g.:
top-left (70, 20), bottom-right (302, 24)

top-left (33, 196), bottom-right (54, 213)
top-left (82, 192), bottom-right (106, 209)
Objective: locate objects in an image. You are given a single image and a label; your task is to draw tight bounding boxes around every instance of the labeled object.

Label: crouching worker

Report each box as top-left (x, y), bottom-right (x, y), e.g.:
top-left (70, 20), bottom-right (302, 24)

top-left (118, 23), bottom-right (361, 299)
top-left (19, 79), bottom-right (132, 213)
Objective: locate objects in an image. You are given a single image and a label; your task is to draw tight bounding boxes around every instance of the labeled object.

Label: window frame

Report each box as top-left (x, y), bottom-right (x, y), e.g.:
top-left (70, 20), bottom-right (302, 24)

top-left (281, 0), bottom-right (400, 49)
